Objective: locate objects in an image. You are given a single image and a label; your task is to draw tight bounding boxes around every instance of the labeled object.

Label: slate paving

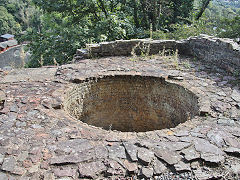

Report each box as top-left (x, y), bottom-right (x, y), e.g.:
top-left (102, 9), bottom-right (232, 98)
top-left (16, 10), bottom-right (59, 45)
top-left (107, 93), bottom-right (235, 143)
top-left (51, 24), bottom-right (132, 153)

top-left (0, 56), bottom-right (239, 179)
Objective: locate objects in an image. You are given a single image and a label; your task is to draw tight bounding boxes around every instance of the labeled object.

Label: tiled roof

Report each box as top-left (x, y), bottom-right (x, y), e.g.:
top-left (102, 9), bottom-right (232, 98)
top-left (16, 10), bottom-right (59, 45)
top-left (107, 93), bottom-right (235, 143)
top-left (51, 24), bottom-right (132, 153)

top-left (5, 39), bottom-right (18, 47)
top-left (0, 39), bottom-right (18, 49)
top-left (0, 42), bottom-right (7, 49)
top-left (1, 34), bottom-right (14, 39)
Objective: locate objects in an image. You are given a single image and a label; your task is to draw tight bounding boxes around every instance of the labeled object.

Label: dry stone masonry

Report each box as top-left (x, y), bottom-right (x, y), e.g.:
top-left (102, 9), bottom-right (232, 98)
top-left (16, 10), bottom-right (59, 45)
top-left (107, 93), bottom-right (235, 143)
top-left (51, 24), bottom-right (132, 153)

top-left (64, 75), bottom-right (199, 132)
top-left (0, 35), bottom-right (239, 179)
top-left (75, 34), bottom-right (240, 73)
top-left (186, 35), bottom-right (240, 73)
top-left (0, 45), bottom-right (30, 69)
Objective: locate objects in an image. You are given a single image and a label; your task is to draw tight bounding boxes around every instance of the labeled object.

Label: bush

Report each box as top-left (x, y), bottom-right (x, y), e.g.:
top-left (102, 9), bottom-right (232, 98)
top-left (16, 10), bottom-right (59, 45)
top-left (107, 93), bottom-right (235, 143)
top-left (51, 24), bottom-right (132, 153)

top-left (218, 16), bottom-right (240, 38)
top-left (140, 17), bottom-right (215, 41)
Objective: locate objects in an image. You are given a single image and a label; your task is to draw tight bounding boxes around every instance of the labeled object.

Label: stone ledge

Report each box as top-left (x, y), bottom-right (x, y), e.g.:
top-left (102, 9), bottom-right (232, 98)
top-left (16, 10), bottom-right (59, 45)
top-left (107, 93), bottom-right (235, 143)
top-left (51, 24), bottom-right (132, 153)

top-left (75, 35), bottom-right (240, 72)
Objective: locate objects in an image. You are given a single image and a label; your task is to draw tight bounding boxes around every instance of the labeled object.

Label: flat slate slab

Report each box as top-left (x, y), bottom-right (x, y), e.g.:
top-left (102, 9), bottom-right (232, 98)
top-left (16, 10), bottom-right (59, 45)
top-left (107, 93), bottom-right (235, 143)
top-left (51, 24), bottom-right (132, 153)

top-left (0, 56), bottom-right (239, 179)
top-left (123, 142), bottom-right (138, 161)
top-left (1, 157), bottom-right (16, 172)
top-left (154, 147), bottom-right (182, 165)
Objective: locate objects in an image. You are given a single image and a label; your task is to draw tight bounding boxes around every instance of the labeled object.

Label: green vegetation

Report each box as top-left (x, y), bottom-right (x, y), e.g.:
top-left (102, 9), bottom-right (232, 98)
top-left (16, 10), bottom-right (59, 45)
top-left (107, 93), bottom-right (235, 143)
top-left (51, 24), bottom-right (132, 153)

top-left (0, 6), bottom-right (21, 34)
top-left (0, 0), bottom-right (239, 67)
top-left (0, 0), bottom-right (41, 36)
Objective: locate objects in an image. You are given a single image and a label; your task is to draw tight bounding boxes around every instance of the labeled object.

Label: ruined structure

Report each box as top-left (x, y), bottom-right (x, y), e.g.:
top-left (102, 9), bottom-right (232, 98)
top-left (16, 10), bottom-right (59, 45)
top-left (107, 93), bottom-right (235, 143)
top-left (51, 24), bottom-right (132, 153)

top-left (75, 34), bottom-right (240, 72)
top-left (64, 75), bottom-right (199, 132)
top-left (0, 35), bottom-right (239, 179)
top-left (0, 45), bottom-right (30, 69)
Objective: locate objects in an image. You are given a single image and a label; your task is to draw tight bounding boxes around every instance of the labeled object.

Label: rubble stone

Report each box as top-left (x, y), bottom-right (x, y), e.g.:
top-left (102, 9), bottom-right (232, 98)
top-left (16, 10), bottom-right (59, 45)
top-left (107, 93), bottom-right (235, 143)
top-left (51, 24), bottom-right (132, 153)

top-left (153, 159), bottom-right (167, 175)
top-left (1, 157), bottom-right (16, 172)
top-left (137, 148), bottom-right (155, 165)
top-left (154, 147), bottom-right (181, 165)
top-left (78, 161), bottom-right (106, 178)
top-left (123, 142), bottom-right (138, 161)
top-left (0, 37), bottom-right (240, 179)
top-left (140, 167), bottom-right (154, 179)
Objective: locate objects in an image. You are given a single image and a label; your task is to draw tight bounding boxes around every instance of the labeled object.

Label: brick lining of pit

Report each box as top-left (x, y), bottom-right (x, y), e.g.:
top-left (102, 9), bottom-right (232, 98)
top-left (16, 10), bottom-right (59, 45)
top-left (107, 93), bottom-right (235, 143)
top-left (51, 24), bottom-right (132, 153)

top-left (64, 75), bottom-right (199, 132)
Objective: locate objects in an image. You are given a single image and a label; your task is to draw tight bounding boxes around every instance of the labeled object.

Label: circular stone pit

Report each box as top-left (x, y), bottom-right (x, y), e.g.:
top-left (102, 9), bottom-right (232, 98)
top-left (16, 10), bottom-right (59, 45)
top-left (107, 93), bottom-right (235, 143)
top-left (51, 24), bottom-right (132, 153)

top-left (64, 75), bottom-right (199, 132)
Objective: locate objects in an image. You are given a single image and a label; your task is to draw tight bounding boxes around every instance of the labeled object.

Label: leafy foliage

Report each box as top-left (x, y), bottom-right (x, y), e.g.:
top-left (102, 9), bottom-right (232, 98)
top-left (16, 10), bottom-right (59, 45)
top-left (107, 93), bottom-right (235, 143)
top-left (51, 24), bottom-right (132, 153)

top-left (0, 0), bottom-right (41, 36)
top-left (0, 6), bottom-right (21, 34)
top-left (218, 16), bottom-right (240, 38)
top-left (24, 13), bottom-right (87, 67)
top-left (2, 0), bottom-right (240, 67)
top-left (24, 0), bottom-right (196, 67)
top-left (201, 0), bottom-right (240, 38)
top-left (144, 16), bottom-right (215, 40)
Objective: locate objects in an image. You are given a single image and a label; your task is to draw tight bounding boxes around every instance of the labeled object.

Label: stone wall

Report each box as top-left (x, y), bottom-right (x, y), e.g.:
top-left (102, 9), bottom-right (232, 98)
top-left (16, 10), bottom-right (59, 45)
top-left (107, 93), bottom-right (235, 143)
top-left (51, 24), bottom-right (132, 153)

top-left (64, 75), bottom-right (199, 132)
top-left (185, 35), bottom-right (240, 72)
top-left (75, 34), bottom-right (240, 72)
top-left (75, 39), bottom-right (177, 59)
top-left (0, 45), bottom-right (30, 69)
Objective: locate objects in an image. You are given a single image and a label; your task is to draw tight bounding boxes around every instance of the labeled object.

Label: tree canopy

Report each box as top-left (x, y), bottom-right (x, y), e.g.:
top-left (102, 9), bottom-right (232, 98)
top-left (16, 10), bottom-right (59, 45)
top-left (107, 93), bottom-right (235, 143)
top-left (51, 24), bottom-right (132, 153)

top-left (1, 0), bottom-right (239, 67)
top-left (0, 6), bottom-right (21, 34)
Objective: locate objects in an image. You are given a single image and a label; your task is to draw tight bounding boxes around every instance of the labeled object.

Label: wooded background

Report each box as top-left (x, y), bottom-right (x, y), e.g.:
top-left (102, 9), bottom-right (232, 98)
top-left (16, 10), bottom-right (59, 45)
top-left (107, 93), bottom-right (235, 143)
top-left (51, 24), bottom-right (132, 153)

top-left (0, 0), bottom-right (239, 67)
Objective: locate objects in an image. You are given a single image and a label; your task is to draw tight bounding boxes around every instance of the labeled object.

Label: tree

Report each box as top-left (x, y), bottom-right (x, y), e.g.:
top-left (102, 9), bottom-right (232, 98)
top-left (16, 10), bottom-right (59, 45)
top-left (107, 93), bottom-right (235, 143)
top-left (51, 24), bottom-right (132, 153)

top-left (218, 16), bottom-right (240, 38)
top-left (0, 0), bottom-right (42, 35)
top-left (0, 6), bottom-right (21, 34)
top-left (24, 0), bottom-right (195, 67)
top-left (31, 0), bottom-right (195, 31)
top-left (196, 0), bottom-right (212, 20)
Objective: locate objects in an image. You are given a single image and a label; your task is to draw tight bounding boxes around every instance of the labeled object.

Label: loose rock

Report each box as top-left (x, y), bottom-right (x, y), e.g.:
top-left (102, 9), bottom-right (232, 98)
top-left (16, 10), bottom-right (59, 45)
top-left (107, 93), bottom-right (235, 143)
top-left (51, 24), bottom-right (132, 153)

top-left (181, 147), bottom-right (200, 161)
top-left (53, 167), bottom-right (76, 178)
top-left (154, 147), bottom-right (181, 165)
top-left (0, 172), bottom-right (8, 180)
top-left (1, 157), bottom-right (16, 172)
top-left (140, 167), bottom-right (153, 179)
top-left (123, 160), bottom-right (138, 173)
top-left (194, 138), bottom-right (224, 155)
top-left (201, 153), bottom-right (225, 164)
top-left (78, 161), bottom-right (106, 178)
top-left (224, 147), bottom-right (240, 157)
top-left (153, 159), bottom-right (167, 175)
top-left (108, 144), bottom-right (126, 159)
top-left (50, 150), bottom-right (95, 164)
top-left (123, 142), bottom-right (138, 161)
top-left (232, 90), bottom-right (240, 103)
top-left (137, 148), bottom-right (154, 165)
top-left (174, 161), bottom-right (191, 172)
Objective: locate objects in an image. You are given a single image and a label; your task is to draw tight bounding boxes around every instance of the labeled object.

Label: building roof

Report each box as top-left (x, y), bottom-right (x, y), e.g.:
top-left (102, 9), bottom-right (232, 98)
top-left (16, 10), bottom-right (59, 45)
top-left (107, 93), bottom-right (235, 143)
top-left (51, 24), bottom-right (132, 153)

top-left (1, 34), bottom-right (15, 39)
top-left (6, 39), bottom-right (18, 47)
top-left (0, 39), bottom-right (18, 49)
top-left (0, 42), bottom-right (7, 49)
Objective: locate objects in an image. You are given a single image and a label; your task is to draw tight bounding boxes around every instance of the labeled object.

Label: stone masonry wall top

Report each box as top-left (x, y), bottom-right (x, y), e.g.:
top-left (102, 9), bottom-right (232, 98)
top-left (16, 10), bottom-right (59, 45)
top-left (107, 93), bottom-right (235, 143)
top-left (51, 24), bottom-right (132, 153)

top-left (186, 35), bottom-right (240, 72)
top-left (75, 34), bottom-right (240, 72)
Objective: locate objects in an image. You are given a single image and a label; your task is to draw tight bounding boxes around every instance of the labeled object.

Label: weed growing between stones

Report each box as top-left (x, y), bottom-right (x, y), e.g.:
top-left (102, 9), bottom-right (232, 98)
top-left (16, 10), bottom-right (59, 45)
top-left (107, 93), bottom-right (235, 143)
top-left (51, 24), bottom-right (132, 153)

top-left (192, 57), bottom-right (198, 62)
top-left (129, 42), bottom-right (152, 69)
top-left (38, 55), bottom-right (44, 67)
top-left (129, 42), bottom-right (139, 62)
top-left (173, 49), bottom-right (179, 69)
top-left (233, 70), bottom-right (239, 78)
top-left (53, 58), bottom-right (59, 66)
top-left (229, 79), bottom-right (240, 87)
top-left (130, 42), bottom-right (151, 61)
top-left (109, 124), bottom-right (112, 131)
top-left (130, 42), bottom-right (180, 70)
top-left (9, 62), bottom-right (17, 69)
top-left (182, 60), bottom-right (191, 69)
top-left (223, 111), bottom-right (231, 118)
top-left (158, 47), bottom-right (180, 69)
